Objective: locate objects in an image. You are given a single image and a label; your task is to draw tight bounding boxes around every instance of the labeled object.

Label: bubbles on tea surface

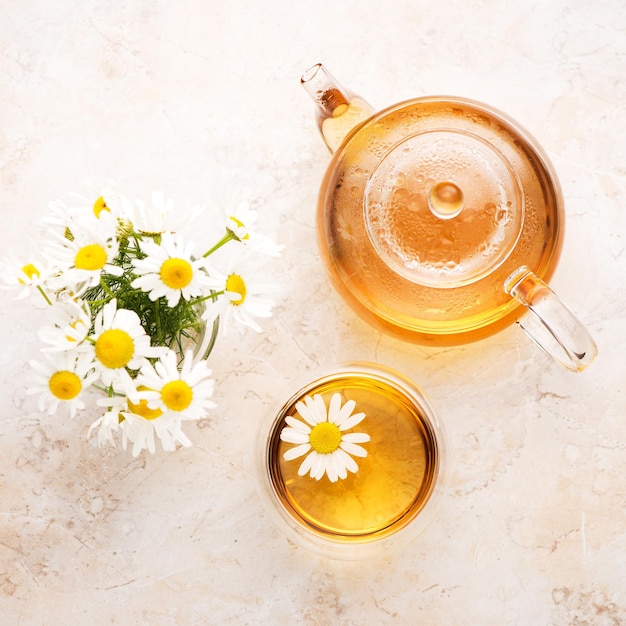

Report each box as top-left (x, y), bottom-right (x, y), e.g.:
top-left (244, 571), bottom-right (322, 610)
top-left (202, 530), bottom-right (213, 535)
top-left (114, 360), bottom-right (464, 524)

top-left (321, 98), bottom-right (561, 342)
top-left (390, 171), bottom-right (407, 189)
top-left (349, 185), bottom-right (361, 201)
top-left (494, 202), bottom-right (511, 225)
top-left (363, 129), bottom-right (524, 287)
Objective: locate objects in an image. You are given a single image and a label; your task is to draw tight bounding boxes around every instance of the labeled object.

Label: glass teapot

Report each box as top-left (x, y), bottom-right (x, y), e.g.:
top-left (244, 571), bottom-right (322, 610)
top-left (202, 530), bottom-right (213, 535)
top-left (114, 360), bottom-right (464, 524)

top-left (302, 63), bottom-right (597, 372)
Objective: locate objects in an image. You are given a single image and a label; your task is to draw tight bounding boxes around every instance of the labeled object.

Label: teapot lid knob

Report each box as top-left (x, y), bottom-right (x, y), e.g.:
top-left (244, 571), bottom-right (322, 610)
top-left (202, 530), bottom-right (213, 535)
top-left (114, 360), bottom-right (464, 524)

top-left (428, 182), bottom-right (464, 220)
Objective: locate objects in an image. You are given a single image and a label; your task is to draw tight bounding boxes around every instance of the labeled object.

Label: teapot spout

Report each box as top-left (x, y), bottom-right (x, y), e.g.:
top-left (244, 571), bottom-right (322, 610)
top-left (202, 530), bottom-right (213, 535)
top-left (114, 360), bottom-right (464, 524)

top-left (301, 63), bottom-right (374, 153)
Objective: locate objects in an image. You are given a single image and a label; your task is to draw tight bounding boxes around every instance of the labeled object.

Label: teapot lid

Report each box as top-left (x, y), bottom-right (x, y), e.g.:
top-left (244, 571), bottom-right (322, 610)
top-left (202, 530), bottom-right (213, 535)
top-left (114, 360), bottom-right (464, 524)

top-left (364, 128), bottom-right (524, 288)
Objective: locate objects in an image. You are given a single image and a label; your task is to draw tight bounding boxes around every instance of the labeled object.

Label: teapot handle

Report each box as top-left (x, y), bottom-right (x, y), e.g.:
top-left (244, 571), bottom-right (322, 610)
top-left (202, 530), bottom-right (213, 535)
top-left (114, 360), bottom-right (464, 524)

top-left (504, 266), bottom-right (598, 372)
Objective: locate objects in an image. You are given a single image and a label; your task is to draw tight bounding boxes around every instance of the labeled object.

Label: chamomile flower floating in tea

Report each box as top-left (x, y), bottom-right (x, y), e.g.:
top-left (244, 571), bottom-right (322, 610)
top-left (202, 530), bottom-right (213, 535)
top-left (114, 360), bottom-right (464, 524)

top-left (280, 393), bottom-right (370, 483)
top-left (2, 189), bottom-right (281, 455)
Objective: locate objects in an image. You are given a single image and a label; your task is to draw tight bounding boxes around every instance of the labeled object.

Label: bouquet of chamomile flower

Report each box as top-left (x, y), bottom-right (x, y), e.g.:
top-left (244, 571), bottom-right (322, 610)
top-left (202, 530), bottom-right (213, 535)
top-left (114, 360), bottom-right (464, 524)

top-left (1, 191), bottom-right (282, 456)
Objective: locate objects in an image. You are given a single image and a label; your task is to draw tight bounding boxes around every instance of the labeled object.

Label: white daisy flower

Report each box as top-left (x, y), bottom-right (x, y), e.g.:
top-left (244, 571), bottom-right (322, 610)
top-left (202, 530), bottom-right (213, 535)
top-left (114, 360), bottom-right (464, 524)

top-left (38, 298), bottom-right (91, 351)
top-left (90, 391), bottom-right (192, 456)
top-left (89, 382), bottom-right (140, 447)
top-left (280, 393), bottom-right (370, 483)
top-left (88, 407), bottom-right (122, 448)
top-left (120, 410), bottom-right (158, 456)
top-left (131, 232), bottom-right (211, 307)
top-left (226, 201), bottom-right (284, 257)
top-left (44, 223), bottom-right (123, 292)
top-left (27, 350), bottom-right (98, 418)
top-left (120, 409), bottom-right (192, 457)
top-left (202, 247), bottom-right (277, 335)
top-left (135, 349), bottom-right (216, 420)
top-left (89, 299), bottom-right (166, 396)
top-left (226, 201), bottom-right (257, 241)
top-left (121, 191), bottom-right (203, 236)
top-left (0, 253), bottom-right (51, 301)
top-left (43, 191), bottom-right (122, 241)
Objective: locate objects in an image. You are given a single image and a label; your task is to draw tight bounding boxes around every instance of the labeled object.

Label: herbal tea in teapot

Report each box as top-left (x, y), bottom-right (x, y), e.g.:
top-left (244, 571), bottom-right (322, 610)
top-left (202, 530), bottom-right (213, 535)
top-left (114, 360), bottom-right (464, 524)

top-left (302, 64), bottom-right (597, 371)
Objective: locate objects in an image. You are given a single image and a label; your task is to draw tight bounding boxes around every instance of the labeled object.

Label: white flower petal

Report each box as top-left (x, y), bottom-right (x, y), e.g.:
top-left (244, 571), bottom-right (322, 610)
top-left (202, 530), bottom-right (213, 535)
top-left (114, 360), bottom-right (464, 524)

top-left (327, 393), bottom-right (342, 424)
top-left (340, 441), bottom-right (368, 458)
top-left (337, 411), bottom-right (367, 431)
top-left (283, 443), bottom-right (311, 461)
top-left (312, 454), bottom-right (327, 481)
top-left (333, 452), bottom-right (348, 480)
top-left (311, 394), bottom-right (328, 424)
top-left (297, 450), bottom-right (317, 477)
top-left (333, 397), bottom-right (357, 426)
top-left (325, 454), bottom-right (339, 483)
top-left (284, 415), bottom-right (311, 433)
top-left (342, 432), bottom-right (370, 443)
top-left (294, 397), bottom-right (318, 427)
top-left (280, 428), bottom-right (310, 445)
top-left (335, 448), bottom-right (359, 474)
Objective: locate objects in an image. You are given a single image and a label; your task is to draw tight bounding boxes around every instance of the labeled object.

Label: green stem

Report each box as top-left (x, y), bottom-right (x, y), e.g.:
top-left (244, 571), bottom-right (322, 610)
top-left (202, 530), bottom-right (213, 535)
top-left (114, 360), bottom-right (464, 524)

top-left (92, 383), bottom-right (124, 396)
top-left (99, 277), bottom-right (116, 299)
top-left (195, 290), bottom-right (224, 304)
top-left (36, 285), bottom-right (53, 306)
top-left (131, 234), bottom-right (143, 250)
top-left (87, 297), bottom-right (111, 309)
top-left (202, 229), bottom-right (239, 258)
top-left (154, 297), bottom-right (163, 343)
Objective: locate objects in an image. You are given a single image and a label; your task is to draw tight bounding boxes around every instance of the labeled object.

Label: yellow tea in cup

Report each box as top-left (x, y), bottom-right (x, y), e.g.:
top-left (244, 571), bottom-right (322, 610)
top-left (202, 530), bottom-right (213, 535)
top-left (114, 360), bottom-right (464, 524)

top-left (255, 363), bottom-right (448, 559)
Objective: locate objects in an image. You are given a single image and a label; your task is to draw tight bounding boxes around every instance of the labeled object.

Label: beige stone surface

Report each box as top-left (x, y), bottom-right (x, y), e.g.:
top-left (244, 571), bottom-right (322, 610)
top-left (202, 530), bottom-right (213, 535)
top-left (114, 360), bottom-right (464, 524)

top-left (1, 1), bottom-right (625, 624)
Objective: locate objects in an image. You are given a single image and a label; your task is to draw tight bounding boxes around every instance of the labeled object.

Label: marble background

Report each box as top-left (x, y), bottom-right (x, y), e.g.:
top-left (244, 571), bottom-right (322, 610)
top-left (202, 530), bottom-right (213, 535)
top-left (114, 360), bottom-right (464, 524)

top-left (1, 0), bottom-right (625, 624)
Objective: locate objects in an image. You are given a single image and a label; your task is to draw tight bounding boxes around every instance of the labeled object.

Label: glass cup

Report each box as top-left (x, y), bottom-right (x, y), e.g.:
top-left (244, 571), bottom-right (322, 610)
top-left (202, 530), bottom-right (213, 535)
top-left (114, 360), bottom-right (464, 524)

top-left (254, 362), bottom-right (449, 560)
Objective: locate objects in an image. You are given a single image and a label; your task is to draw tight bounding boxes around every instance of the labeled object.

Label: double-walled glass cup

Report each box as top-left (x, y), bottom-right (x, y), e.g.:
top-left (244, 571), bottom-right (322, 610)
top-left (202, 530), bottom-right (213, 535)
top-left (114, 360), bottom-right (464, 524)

top-left (254, 362), bottom-right (449, 560)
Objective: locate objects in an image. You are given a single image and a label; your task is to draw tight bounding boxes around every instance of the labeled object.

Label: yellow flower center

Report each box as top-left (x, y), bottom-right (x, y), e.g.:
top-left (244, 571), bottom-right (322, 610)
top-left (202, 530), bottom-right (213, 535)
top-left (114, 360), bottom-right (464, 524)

top-left (160, 258), bottom-right (193, 289)
top-left (65, 319), bottom-right (86, 343)
top-left (75, 243), bottom-right (108, 271)
top-left (93, 196), bottom-right (110, 218)
top-left (48, 370), bottom-right (82, 401)
top-left (309, 421), bottom-right (342, 454)
top-left (225, 273), bottom-right (247, 305)
top-left (19, 263), bottom-right (40, 284)
top-left (128, 396), bottom-right (163, 421)
top-left (161, 380), bottom-right (193, 412)
top-left (229, 215), bottom-right (250, 240)
top-left (95, 329), bottom-right (135, 369)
